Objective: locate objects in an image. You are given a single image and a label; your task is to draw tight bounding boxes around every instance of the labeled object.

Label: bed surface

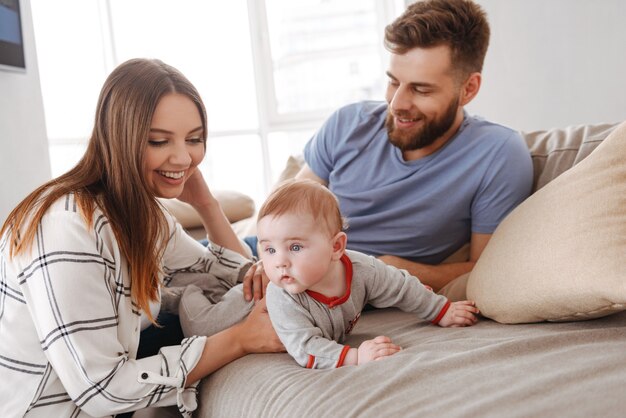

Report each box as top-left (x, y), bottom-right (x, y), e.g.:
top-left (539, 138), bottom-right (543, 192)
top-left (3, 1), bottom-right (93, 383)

top-left (195, 308), bottom-right (626, 417)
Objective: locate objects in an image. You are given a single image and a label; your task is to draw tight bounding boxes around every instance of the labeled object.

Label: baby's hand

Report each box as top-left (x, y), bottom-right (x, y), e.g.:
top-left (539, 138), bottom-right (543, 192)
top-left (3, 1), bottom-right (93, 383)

top-left (437, 300), bottom-right (480, 327)
top-left (357, 336), bottom-right (401, 365)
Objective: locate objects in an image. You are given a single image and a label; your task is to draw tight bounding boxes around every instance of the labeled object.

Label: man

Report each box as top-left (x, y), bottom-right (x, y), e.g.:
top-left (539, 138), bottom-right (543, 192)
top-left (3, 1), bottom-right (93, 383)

top-left (294, 0), bottom-right (533, 292)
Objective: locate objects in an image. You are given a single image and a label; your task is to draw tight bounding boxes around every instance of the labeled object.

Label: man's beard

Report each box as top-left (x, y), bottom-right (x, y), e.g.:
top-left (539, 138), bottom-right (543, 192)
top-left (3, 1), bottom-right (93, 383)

top-left (385, 96), bottom-right (460, 152)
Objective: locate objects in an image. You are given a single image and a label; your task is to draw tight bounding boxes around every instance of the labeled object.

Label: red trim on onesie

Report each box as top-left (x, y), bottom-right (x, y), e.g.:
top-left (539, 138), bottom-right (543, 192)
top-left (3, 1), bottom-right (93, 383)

top-left (431, 300), bottom-right (451, 325)
top-left (336, 345), bottom-right (351, 368)
top-left (306, 253), bottom-right (353, 308)
top-left (306, 355), bottom-right (315, 369)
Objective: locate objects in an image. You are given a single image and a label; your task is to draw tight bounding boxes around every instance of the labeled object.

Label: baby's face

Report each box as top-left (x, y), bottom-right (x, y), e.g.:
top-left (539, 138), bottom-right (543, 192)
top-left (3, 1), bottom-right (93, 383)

top-left (257, 212), bottom-right (335, 294)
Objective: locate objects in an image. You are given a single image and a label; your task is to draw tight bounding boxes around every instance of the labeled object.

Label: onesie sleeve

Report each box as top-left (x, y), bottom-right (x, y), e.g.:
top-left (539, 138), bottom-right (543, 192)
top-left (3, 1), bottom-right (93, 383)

top-left (16, 209), bottom-right (206, 416)
top-left (352, 252), bottom-right (449, 323)
top-left (303, 107), bottom-right (347, 182)
top-left (265, 284), bottom-right (350, 369)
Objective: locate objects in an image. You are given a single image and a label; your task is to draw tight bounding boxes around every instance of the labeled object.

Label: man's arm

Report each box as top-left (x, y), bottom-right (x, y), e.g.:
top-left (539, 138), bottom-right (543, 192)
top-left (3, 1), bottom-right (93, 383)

top-left (378, 232), bottom-right (491, 292)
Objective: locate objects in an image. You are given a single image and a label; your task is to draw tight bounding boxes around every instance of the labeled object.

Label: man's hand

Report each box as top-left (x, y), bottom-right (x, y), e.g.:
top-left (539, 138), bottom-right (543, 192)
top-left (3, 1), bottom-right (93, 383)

top-left (242, 261), bottom-right (269, 302)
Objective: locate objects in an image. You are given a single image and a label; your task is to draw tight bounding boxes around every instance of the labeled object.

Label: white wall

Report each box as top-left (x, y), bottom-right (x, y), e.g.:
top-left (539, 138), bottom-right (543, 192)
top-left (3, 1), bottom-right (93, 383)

top-left (0, 0), bottom-right (49, 224)
top-left (468, 0), bottom-right (626, 132)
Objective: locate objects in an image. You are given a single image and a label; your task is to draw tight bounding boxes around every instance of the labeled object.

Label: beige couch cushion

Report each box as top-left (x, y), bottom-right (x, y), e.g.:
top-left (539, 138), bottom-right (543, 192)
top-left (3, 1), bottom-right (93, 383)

top-left (467, 121), bottom-right (626, 323)
top-left (276, 155), bottom-right (305, 184)
top-left (523, 123), bottom-right (619, 192)
top-left (159, 190), bottom-right (255, 229)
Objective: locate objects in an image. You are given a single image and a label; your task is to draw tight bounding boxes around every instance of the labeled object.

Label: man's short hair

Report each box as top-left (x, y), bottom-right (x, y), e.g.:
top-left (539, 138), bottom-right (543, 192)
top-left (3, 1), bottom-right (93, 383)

top-left (384, 0), bottom-right (490, 78)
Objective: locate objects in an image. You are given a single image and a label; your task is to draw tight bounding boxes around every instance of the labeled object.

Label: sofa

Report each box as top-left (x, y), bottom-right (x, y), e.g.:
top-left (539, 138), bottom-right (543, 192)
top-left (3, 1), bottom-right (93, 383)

top-left (160, 121), bottom-right (626, 418)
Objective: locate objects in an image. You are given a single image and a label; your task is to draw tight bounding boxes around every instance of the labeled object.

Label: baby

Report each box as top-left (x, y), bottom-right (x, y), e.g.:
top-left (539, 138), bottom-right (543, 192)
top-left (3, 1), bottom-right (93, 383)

top-left (259, 179), bottom-right (479, 369)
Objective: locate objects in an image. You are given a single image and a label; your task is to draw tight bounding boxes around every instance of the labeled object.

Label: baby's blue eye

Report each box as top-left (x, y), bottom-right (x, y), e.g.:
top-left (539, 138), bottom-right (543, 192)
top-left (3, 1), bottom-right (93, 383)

top-left (266, 248), bottom-right (276, 254)
top-left (290, 244), bottom-right (302, 252)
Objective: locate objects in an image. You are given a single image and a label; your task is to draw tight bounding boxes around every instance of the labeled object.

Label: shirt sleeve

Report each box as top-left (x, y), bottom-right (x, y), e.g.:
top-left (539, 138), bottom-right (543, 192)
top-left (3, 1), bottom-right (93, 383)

top-left (160, 212), bottom-right (252, 287)
top-left (471, 131), bottom-right (534, 233)
top-left (266, 284), bottom-right (348, 369)
top-left (303, 107), bottom-right (345, 182)
top-left (16, 209), bottom-right (206, 417)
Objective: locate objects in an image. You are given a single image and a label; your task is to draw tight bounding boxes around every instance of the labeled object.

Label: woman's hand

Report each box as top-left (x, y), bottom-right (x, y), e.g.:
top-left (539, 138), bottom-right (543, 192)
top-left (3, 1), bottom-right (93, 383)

top-left (176, 170), bottom-right (250, 257)
top-left (185, 297), bottom-right (284, 386)
top-left (177, 169), bottom-right (216, 210)
top-left (242, 261), bottom-right (269, 302)
top-left (238, 298), bottom-right (285, 354)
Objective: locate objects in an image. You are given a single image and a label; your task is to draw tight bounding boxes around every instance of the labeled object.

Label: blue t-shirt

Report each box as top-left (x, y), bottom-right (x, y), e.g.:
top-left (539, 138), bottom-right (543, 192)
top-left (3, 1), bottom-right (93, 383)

top-left (303, 101), bottom-right (533, 264)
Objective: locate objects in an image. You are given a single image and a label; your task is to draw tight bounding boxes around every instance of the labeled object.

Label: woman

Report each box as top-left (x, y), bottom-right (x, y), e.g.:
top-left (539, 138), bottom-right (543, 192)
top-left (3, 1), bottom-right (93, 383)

top-left (0, 58), bottom-right (282, 417)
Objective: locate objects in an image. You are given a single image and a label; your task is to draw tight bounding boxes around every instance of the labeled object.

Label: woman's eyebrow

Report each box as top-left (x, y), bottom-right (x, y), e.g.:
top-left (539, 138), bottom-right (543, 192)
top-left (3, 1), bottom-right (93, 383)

top-left (149, 128), bottom-right (173, 134)
top-left (149, 126), bottom-right (203, 134)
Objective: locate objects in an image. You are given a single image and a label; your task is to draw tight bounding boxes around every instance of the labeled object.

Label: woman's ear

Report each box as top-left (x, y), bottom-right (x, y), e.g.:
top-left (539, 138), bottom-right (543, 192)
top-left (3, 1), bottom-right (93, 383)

top-left (331, 232), bottom-right (348, 260)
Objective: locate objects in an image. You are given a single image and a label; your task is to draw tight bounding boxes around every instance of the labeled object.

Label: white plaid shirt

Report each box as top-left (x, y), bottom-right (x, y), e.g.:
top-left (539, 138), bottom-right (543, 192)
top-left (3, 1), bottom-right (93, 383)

top-left (0, 194), bottom-right (249, 417)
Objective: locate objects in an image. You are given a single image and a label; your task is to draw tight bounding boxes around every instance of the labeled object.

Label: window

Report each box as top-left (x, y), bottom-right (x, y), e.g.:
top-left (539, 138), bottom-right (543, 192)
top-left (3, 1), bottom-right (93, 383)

top-left (31, 0), bottom-right (403, 206)
top-left (255, 0), bottom-right (395, 124)
top-left (31, 1), bottom-right (107, 176)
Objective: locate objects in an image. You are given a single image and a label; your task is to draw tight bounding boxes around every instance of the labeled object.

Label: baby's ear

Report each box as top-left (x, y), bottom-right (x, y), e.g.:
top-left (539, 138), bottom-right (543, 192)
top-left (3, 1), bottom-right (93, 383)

top-left (331, 232), bottom-right (347, 259)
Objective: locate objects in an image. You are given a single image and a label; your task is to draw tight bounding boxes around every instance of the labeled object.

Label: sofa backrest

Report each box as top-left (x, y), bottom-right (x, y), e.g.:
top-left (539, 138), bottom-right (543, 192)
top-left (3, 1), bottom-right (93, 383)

top-left (521, 123), bottom-right (619, 193)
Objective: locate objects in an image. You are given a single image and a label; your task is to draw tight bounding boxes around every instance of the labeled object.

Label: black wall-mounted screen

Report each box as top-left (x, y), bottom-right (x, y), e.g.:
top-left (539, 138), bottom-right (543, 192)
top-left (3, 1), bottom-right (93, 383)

top-left (0, 0), bottom-right (25, 71)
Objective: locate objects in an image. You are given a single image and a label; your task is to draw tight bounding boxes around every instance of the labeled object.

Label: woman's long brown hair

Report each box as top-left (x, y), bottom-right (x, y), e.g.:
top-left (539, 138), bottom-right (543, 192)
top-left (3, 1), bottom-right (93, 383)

top-left (0, 58), bottom-right (207, 323)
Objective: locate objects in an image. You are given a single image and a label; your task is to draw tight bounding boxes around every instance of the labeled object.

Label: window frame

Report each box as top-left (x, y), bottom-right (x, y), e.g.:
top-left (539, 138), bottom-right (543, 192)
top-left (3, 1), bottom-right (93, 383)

top-left (247, 0), bottom-right (403, 130)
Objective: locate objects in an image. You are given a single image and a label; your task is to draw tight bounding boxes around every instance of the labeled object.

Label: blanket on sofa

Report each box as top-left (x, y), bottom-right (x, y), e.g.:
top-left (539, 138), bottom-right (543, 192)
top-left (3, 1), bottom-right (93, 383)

top-left (197, 308), bottom-right (626, 418)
